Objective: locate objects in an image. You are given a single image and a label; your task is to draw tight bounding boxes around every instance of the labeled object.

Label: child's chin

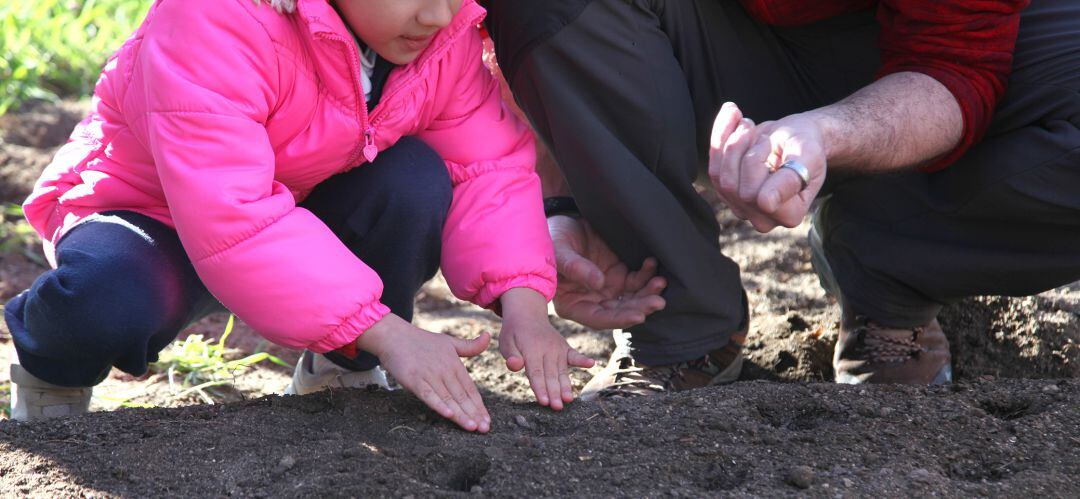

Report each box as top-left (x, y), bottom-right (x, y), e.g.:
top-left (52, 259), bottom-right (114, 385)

top-left (381, 47), bottom-right (422, 66)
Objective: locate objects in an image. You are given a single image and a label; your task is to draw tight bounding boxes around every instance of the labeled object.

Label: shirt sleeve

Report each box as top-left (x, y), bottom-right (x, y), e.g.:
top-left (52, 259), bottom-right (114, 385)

top-left (875, 0), bottom-right (1030, 171)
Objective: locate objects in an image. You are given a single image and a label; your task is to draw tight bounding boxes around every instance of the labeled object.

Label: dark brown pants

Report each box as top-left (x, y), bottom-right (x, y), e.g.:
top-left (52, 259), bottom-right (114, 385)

top-left (487, 0), bottom-right (1080, 364)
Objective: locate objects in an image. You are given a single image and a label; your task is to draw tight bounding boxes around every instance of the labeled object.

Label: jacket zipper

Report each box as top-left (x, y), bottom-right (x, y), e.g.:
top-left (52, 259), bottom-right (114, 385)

top-left (318, 32), bottom-right (379, 167)
top-left (315, 6), bottom-right (487, 168)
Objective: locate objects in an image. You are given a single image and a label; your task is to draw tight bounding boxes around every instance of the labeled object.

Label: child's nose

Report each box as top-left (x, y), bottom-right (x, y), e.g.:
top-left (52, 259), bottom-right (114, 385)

top-left (417, 0), bottom-right (455, 29)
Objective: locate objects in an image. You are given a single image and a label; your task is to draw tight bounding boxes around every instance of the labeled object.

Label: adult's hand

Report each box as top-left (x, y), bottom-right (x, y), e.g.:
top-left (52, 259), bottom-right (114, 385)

top-left (548, 215), bottom-right (667, 329)
top-left (708, 102), bottom-right (828, 233)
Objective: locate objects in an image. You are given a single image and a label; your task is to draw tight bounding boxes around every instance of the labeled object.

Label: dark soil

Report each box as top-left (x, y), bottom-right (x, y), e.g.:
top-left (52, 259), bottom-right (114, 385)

top-left (1, 380), bottom-right (1077, 497)
top-left (0, 100), bottom-right (88, 204)
top-left (1, 100), bottom-right (1078, 497)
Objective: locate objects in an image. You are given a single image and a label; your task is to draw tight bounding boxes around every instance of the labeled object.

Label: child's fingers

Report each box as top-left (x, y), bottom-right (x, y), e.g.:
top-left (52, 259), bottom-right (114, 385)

top-left (451, 331), bottom-right (490, 358)
top-left (443, 376), bottom-right (485, 433)
top-left (544, 355), bottom-right (563, 411)
top-left (433, 379), bottom-right (479, 432)
top-left (414, 380), bottom-right (455, 421)
top-left (568, 348), bottom-right (596, 369)
top-left (498, 335), bottom-right (525, 372)
top-left (524, 360), bottom-right (550, 407)
top-left (558, 351), bottom-right (574, 403)
top-left (454, 364), bottom-right (490, 432)
top-left (560, 371), bottom-right (574, 404)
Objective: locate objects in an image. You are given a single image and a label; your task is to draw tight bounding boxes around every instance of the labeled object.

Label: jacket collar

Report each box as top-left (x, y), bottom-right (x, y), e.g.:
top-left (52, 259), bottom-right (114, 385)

top-left (295, 0), bottom-right (485, 69)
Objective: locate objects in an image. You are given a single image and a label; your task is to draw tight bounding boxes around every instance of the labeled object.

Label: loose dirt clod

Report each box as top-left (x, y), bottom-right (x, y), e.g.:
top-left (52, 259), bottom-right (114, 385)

top-left (787, 465), bottom-right (815, 489)
top-left (274, 455), bottom-right (296, 475)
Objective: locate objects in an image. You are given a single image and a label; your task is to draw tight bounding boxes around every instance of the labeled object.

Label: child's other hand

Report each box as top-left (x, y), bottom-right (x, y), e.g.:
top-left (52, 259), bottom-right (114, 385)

top-left (357, 314), bottom-right (491, 433)
top-left (500, 289), bottom-right (596, 411)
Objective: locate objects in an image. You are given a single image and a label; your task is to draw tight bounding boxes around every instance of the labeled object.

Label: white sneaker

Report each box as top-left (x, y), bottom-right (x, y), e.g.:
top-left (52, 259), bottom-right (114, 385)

top-left (284, 350), bottom-right (390, 395)
top-left (9, 363), bottom-right (92, 421)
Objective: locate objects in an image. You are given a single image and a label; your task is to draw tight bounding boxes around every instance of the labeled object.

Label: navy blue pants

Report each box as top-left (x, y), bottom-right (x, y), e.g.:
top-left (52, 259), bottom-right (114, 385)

top-left (5, 137), bottom-right (452, 387)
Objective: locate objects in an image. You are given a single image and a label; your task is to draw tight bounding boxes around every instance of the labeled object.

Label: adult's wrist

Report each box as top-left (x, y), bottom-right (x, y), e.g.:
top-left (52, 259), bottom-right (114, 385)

top-left (801, 108), bottom-right (849, 167)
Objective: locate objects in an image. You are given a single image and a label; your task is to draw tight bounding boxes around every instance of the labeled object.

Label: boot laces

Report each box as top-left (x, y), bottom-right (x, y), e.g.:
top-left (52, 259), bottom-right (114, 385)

top-left (855, 320), bottom-right (925, 364)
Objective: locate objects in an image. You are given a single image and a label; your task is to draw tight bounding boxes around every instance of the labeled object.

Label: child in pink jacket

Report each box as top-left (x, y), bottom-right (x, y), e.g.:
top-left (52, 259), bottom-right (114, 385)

top-left (5, 0), bottom-right (594, 432)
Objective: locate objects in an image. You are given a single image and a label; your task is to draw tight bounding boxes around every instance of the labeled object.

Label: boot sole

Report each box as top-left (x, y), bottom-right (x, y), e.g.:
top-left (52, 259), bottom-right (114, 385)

top-left (835, 362), bottom-right (953, 386)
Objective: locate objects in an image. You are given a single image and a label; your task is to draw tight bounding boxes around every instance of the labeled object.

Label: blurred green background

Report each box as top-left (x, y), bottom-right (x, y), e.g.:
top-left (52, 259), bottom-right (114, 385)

top-left (0, 0), bottom-right (152, 115)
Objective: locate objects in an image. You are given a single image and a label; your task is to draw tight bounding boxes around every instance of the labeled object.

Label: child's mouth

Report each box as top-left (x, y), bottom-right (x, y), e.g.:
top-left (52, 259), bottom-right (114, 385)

top-left (401, 34), bottom-right (435, 52)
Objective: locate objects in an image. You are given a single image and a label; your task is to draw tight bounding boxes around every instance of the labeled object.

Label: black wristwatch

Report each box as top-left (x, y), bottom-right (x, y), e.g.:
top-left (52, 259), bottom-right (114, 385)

top-left (543, 196), bottom-right (580, 218)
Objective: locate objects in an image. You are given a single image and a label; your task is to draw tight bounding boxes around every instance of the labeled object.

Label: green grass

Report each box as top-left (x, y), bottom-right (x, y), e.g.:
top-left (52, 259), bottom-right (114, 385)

top-left (0, 0), bottom-right (152, 115)
top-left (151, 315), bottom-right (291, 404)
top-left (0, 204), bottom-right (43, 265)
top-left (0, 382), bottom-right (9, 419)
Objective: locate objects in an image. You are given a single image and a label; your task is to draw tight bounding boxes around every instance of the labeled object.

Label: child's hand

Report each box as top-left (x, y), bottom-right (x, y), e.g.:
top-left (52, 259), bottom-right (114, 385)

top-left (500, 289), bottom-right (596, 411)
top-left (357, 314), bottom-right (491, 433)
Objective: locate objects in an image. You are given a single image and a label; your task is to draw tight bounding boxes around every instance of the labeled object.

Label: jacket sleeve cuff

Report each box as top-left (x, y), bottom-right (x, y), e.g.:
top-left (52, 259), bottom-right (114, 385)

top-left (307, 300), bottom-right (392, 354)
top-left (473, 273), bottom-right (557, 315)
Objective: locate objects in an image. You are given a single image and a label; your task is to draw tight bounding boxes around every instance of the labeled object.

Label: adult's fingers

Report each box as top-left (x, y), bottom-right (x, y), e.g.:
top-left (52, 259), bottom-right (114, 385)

top-left (624, 257), bottom-right (662, 292)
top-left (757, 145), bottom-right (825, 228)
top-left (757, 168), bottom-right (814, 228)
top-left (708, 103), bottom-right (745, 187)
top-left (714, 118), bottom-right (756, 204)
top-left (555, 246), bottom-right (606, 291)
top-left (555, 299), bottom-right (650, 329)
top-left (736, 130), bottom-right (774, 207)
top-left (451, 331), bottom-right (490, 358)
top-left (631, 276), bottom-right (667, 302)
top-left (600, 293), bottom-right (666, 317)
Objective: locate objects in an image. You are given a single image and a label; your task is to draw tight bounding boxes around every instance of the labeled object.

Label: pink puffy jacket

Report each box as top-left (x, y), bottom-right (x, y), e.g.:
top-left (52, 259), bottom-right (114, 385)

top-left (22, 0), bottom-right (556, 353)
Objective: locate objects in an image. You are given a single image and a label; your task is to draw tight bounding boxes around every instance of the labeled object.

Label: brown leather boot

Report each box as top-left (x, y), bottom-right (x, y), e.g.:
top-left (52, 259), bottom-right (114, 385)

top-left (834, 315), bottom-right (953, 385)
top-left (810, 202), bottom-right (953, 385)
top-left (580, 327), bottom-right (745, 401)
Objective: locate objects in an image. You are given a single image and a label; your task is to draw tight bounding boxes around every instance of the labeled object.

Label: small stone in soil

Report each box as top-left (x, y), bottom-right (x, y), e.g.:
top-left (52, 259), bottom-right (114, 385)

top-left (470, 486), bottom-right (483, 494)
top-left (787, 466), bottom-right (815, 489)
top-left (514, 414), bottom-right (535, 430)
top-left (908, 468), bottom-right (935, 483)
top-left (274, 456), bottom-right (296, 474)
top-left (1042, 384), bottom-right (1060, 394)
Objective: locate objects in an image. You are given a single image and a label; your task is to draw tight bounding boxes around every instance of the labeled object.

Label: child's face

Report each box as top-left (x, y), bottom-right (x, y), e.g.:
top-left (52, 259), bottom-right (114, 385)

top-left (335, 0), bottom-right (463, 65)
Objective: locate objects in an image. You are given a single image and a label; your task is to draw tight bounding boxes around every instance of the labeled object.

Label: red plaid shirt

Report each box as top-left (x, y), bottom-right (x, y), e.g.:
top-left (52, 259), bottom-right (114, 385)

top-left (739, 0), bottom-right (1030, 171)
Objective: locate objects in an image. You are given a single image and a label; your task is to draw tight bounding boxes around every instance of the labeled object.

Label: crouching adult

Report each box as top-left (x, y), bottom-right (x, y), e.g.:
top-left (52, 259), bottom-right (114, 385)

top-left (484, 0), bottom-right (1080, 395)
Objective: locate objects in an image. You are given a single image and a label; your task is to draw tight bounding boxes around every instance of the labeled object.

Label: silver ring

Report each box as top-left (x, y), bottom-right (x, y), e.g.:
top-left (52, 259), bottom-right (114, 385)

top-left (779, 160), bottom-right (810, 191)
